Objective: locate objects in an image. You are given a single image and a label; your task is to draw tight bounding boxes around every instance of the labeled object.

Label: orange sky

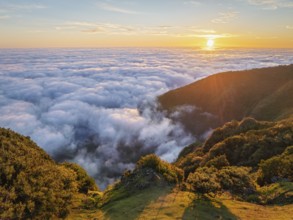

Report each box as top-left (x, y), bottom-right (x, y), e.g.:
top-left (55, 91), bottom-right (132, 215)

top-left (0, 0), bottom-right (292, 48)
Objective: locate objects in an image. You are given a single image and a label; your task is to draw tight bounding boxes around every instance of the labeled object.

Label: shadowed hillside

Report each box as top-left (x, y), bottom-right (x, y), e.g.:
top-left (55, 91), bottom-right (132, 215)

top-left (159, 64), bottom-right (293, 136)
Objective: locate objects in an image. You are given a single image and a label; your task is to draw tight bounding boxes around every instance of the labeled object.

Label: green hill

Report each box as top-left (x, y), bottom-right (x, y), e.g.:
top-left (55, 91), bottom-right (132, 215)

top-left (1, 118), bottom-right (292, 220)
top-left (68, 118), bottom-right (293, 220)
top-left (158, 64), bottom-right (293, 136)
top-left (0, 128), bottom-right (98, 219)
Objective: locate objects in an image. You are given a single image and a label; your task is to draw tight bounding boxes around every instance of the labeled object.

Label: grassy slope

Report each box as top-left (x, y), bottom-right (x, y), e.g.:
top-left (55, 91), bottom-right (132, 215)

top-left (67, 187), bottom-right (293, 220)
top-left (67, 116), bottom-right (293, 219)
top-left (158, 65), bottom-right (293, 135)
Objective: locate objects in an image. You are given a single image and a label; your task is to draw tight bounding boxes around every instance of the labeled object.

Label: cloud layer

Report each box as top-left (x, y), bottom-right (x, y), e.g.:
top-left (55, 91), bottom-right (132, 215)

top-left (0, 48), bottom-right (292, 188)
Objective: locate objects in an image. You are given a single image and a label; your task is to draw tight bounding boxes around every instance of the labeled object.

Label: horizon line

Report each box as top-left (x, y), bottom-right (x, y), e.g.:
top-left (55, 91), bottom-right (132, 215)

top-left (1, 46), bottom-right (293, 50)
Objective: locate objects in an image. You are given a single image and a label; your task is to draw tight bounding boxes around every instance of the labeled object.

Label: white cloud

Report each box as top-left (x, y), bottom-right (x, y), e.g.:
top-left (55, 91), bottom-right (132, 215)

top-left (187, 33), bottom-right (237, 39)
top-left (184, 1), bottom-right (201, 6)
top-left (56, 21), bottom-right (136, 34)
top-left (97, 3), bottom-right (139, 14)
top-left (0, 3), bottom-right (46, 19)
top-left (212, 11), bottom-right (239, 24)
top-left (0, 48), bottom-right (292, 188)
top-left (56, 21), bottom-right (220, 37)
top-left (286, 25), bottom-right (293, 29)
top-left (247, 0), bottom-right (293, 10)
top-left (1, 3), bottom-right (47, 11)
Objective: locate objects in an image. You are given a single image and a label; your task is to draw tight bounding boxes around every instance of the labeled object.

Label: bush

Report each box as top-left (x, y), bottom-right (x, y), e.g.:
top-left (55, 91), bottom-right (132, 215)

top-left (187, 166), bottom-right (255, 196)
top-left (136, 154), bottom-right (184, 184)
top-left (202, 118), bottom-right (292, 167)
top-left (175, 153), bottom-right (203, 178)
top-left (204, 155), bottom-right (229, 169)
top-left (187, 167), bottom-right (221, 194)
top-left (217, 166), bottom-right (255, 195)
top-left (258, 146), bottom-right (293, 185)
top-left (61, 162), bottom-right (99, 194)
top-left (82, 193), bottom-right (102, 209)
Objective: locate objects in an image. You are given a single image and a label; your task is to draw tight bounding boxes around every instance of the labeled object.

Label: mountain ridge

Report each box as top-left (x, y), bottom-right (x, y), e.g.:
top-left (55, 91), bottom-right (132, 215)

top-left (158, 64), bottom-right (293, 136)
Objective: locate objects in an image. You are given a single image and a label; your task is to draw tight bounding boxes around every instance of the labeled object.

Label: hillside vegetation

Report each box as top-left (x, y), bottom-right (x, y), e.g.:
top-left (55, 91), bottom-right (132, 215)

top-left (68, 117), bottom-right (293, 220)
top-left (159, 64), bottom-right (293, 136)
top-left (0, 128), bottom-right (97, 219)
top-left (1, 116), bottom-right (292, 219)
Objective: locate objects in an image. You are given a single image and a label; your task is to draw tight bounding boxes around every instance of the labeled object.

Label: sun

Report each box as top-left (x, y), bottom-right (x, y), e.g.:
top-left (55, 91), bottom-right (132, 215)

top-left (206, 38), bottom-right (215, 49)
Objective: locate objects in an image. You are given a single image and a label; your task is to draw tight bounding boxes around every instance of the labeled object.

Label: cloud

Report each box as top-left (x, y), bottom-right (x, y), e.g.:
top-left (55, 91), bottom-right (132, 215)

top-left (0, 3), bottom-right (46, 19)
top-left (0, 48), bottom-right (292, 188)
top-left (1, 3), bottom-right (47, 11)
top-left (246, 0), bottom-right (293, 10)
top-left (97, 3), bottom-right (139, 14)
top-left (286, 25), bottom-right (293, 29)
top-left (255, 36), bottom-right (278, 39)
top-left (184, 1), bottom-right (201, 6)
top-left (212, 11), bottom-right (239, 24)
top-left (57, 22), bottom-right (136, 35)
top-left (56, 21), bottom-right (219, 37)
top-left (0, 15), bottom-right (10, 20)
top-left (189, 33), bottom-right (237, 39)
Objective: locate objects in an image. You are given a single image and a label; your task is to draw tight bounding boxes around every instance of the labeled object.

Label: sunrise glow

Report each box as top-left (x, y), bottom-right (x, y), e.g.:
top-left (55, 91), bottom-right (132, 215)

top-left (206, 39), bottom-right (215, 49)
top-left (0, 0), bottom-right (292, 48)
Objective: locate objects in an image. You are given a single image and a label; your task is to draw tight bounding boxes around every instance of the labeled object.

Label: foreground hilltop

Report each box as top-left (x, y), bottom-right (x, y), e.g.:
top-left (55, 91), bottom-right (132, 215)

top-left (70, 117), bottom-right (293, 219)
top-left (159, 64), bottom-right (293, 136)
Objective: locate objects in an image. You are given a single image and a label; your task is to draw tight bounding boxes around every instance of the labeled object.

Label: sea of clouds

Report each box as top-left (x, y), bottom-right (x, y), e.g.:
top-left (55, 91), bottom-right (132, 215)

top-left (0, 48), bottom-right (292, 188)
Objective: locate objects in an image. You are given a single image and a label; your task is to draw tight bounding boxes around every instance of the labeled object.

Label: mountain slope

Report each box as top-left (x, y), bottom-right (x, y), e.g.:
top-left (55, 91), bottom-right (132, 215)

top-left (1, 118), bottom-right (292, 219)
top-left (69, 187), bottom-right (293, 220)
top-left (158, 64), bottom-right (293, 136)
top-left (67, 116), bottom-right (292, 219)
top-left (0, 128), bottom-right (98, 219)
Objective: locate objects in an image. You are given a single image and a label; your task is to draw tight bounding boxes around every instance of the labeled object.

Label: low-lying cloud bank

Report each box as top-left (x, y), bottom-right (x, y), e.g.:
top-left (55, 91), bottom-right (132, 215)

top-left (0, 48), bottom-right (292, 188)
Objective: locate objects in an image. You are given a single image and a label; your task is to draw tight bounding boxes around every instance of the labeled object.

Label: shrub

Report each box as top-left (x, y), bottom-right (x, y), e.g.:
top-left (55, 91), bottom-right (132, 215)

top-left (82, 193), bottom-right (102, 209)
top-left (258, 146), bottom-right (293, 185)
top-left (187, 166), bottom-right (255, 196)
top-left (175, 153), bottom-right (203, 178)
top-left (136, 154), bottom-right (184, 184)
top-left (202, 119), bottom-right (293, 167)
top-left (61, 162), bottom-right (99, 194)
top-left (217, 166), bottom-right (255, 195)
top-left (187, 167), bottom-right (221, 194)
top-left (204, 154), bottom-right (230, 169)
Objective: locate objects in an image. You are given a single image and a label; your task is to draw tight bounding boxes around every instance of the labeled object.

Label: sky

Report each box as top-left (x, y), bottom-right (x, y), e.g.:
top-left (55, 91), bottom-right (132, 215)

top-left (0, 0), bottom-right (292, 48)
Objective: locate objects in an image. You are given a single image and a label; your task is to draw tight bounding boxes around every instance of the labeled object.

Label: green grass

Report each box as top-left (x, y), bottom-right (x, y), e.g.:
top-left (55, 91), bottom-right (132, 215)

top-left (67, 186), bottom-right (293, 220)
top-left (222, 199), bottom-right (293, 220)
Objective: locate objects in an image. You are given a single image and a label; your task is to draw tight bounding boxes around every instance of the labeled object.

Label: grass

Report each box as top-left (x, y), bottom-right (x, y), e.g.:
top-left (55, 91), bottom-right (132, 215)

top-left (66, 186), bottom-right (293, 220)
top-left (222, 199), bottom-right (293, 220)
